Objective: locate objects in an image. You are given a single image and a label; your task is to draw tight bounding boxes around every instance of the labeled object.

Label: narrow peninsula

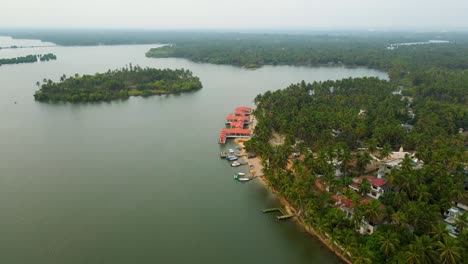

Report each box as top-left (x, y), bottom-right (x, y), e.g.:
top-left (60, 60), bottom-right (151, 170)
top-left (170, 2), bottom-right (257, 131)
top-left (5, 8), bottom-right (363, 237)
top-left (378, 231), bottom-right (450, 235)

top-left (34, 66), bottom-right (202, 102)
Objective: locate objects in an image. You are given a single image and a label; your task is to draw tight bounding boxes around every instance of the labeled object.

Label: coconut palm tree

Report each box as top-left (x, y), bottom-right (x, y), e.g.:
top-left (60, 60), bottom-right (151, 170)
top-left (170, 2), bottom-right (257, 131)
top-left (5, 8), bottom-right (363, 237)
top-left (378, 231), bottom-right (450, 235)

top-left (404, 249), bottom-right (422, 264)
top-left (352, 246), bottom-right (373, 264)
top-left (359, 178), bottom-right (372, 196)
top-left (356, 152), bottom-right (372, 174)
top-left (377, 232), bottom-right (399, 257)
top-left (391, 211), bottom-right (408, 230)
top-left (367, 138), bottom-right (377, 154)
top-left (429, 222), bottom-right (449, 242)
top-left (338, 144), bottom-right (352, 177)
top-left (436, 236), bottom-right (462, 264)
top-left (454, 212), bottom-right (467, 233)
top-left (341, 231), bottom-right (357, 259)
top-left (380, 143), bottom-right (392, 160)
top-left (404, 236), bottom-right (435, 264)
top-left (363, 199), bottom-right (383, 224)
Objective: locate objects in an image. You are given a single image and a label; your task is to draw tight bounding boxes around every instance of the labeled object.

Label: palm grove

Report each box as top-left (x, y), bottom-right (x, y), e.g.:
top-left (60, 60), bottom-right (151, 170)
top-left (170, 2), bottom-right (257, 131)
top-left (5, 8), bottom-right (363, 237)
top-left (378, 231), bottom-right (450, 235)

top-left (34, 66), bottom-right (202, 102)
top-left (239, 52), bottom-right (466, 264)
top-left (18, 30), bottom-right (468, 263)
top-left (146, 32), bottom-right (468, 264)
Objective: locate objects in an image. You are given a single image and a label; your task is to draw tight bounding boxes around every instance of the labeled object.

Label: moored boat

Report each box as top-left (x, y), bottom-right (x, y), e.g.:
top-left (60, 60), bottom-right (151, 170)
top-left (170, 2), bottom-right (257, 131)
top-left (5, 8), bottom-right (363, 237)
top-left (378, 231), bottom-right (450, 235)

top-left (237, 177), bottom-right (251, 182)
top-left (226, 155), bottom-right (238, 161)
top-left (231, 161), bottom-right (241, 167)
top-left (233, 172), bottom-right (245, 179)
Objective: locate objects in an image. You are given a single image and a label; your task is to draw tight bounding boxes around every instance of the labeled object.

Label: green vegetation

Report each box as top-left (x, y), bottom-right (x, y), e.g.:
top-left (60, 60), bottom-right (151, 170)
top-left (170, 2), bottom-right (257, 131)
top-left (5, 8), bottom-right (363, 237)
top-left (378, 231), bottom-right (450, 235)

top-left (34, 66), bottom-right (202, 102)
top-left (244, 53), bottom-right (467, 263)
top-left (10, 29), bottom-right (467, 262)
top-left (38, 53), bottom-right (57, 61)
top-left (150, 31), bottom-right (468, 263)
top-left (0, 53), bottom-right (57, 66)
top-left (143, 33), bottom-right (468, 70)
top-left (246, 77), bottom-right (467, 263)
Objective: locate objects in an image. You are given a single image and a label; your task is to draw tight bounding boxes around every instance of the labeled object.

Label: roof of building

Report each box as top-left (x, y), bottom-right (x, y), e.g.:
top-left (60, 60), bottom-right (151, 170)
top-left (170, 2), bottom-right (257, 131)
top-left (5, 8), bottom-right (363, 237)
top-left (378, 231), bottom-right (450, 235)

top-left (226, 114), bottom-right (250, 121)
top-left (230, 120), bottom-right (245, 129)
top-left (355, 175), bottom-right (375, 182)
top-left (235, 106), bottom-right (252, 112)
top-left (351, 175), bottom-right (387, 188)
top-left (372, 178), bottom-right (387, 187)
top-left (221, 128), bottom-right (252, 134)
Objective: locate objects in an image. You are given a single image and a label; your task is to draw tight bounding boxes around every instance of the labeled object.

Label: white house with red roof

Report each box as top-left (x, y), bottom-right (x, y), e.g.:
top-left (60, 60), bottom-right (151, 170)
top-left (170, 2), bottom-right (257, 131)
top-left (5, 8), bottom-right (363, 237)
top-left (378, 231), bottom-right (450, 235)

top-left (349, 175), bottom-right (388, 199)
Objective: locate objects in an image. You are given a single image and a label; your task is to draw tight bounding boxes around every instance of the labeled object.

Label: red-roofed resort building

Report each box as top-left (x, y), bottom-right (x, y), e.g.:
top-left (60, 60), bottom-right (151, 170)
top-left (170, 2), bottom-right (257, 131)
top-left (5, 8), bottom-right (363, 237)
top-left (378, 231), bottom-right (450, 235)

top-left (219, 106), bottom-right (253, 144)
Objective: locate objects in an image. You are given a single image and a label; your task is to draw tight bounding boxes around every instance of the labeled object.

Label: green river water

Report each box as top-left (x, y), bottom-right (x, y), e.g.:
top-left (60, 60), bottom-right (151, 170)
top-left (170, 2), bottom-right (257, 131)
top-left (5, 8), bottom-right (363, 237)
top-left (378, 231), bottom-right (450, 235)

top-left (0, 44), bottom-right (387, 264)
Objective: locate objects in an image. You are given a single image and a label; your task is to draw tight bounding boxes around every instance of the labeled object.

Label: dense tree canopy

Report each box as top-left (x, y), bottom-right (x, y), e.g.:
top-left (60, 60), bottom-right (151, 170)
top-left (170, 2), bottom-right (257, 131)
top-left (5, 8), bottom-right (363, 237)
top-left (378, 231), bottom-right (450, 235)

top-left (243, 51), bottom-right (467, 263)
top-left (0, 53), bottom-right (56, 66)
top-left (34, 66), bottom-right (202, 102)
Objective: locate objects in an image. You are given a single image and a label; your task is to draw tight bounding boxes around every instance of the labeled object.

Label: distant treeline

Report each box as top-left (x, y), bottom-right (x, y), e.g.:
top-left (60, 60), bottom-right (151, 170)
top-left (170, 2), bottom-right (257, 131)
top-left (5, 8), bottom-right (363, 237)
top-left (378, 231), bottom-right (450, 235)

top-left (0, 53), bottom-right (57, 66)
top-left (34, 66), bottom-right (202, 103)
top-left (3, 29), bottom-right (468, 47)
top-left (146, 35), bottom-right (468, 70)
top-left (142, 32), bottom-right (468, 106)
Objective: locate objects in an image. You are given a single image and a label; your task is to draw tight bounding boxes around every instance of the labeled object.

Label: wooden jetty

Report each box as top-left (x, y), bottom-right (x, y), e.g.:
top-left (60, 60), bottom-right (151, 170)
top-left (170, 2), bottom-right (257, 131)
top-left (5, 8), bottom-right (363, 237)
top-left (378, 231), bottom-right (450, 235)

top-left (276, 214), bottom-right (294, 220)
top-left (262, 208), bottom-right (282, 213)
top-left (262, 208), bottom-right (294, 220)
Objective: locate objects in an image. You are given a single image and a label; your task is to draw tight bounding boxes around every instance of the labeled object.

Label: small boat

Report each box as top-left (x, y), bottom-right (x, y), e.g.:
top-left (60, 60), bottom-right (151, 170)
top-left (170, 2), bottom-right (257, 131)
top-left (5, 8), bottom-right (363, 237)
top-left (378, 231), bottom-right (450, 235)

top-left (228, 149), bottom-right (235, 154)
top-left (226, 155), bottom-right (238, 161)
top-left (233, 172), bottom-right (245, 179)
top-left (231, 161), bottom-right (241, 167)
top-left (237, 177), bottom-right (251, 182)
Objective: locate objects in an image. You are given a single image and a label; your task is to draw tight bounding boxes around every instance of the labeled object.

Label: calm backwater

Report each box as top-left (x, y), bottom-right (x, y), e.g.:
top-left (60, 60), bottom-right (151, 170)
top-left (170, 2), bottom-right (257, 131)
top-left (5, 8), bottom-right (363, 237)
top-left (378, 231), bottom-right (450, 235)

top-left (0, 44), bottom-right (387, 264)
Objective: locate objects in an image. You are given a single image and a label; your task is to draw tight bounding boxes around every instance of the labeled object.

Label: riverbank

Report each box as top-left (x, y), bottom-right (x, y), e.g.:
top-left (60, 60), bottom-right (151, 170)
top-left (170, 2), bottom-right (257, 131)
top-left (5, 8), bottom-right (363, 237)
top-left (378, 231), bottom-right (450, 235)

top-left (234, 126), bottom-right (352, 264)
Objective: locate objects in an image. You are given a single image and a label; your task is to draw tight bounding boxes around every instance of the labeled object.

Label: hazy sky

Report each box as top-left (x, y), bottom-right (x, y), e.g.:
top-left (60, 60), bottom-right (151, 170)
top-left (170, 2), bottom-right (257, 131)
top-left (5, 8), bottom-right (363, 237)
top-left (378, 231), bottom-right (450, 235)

top-left (3, 0), bottom-right (468, 30)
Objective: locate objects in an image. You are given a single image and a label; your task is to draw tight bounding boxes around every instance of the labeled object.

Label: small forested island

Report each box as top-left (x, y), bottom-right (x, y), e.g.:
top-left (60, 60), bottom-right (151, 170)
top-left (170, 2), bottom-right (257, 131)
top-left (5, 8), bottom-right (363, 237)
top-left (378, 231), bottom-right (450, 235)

top-left (33, 66), bottom-right (202, 102)
top-left (0, 53), bottom-right (57, 66)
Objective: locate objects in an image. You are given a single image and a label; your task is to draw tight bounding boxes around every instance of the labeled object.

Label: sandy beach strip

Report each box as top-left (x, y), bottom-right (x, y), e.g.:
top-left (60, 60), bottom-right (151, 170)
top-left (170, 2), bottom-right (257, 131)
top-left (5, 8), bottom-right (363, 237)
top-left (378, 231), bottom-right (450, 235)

top-left (233, 116), bottom-right (352, 264)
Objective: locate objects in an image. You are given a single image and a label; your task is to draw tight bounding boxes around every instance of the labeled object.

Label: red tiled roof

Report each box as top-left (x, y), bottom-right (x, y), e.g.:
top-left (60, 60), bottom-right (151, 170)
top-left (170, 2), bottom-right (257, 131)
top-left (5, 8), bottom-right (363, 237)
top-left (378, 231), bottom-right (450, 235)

top-left (371, 178), bottom-right (387, 187)
top-left (226, 114), bottom-right (250, 122)
top-left (221, 128), bottom-right (252, 134)
top-left (315, 179), bottom-right (324, 191)
top-left (235, 106), bottom-right (252, 112)
top-left (341, 199), bottom-right (353, 207)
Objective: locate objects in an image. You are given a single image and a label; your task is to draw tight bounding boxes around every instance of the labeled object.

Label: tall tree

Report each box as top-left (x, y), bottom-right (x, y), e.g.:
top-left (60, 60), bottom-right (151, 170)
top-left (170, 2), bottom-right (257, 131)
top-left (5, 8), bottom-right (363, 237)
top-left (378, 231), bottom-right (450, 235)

top-left (436, 236), bottom-right (463, 264)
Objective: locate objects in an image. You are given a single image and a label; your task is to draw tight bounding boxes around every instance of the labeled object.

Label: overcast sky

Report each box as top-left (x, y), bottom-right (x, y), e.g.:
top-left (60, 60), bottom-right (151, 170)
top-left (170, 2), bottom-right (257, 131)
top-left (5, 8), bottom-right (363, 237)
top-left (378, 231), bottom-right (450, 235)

top-left (3, 0), bottom-right (468, 30)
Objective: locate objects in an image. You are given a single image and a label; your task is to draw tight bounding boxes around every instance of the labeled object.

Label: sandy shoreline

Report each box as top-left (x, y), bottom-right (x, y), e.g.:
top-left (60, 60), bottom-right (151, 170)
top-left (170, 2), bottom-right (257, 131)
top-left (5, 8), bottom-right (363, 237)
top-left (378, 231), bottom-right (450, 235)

top-left (233, 138), bottom-right (352, 264)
